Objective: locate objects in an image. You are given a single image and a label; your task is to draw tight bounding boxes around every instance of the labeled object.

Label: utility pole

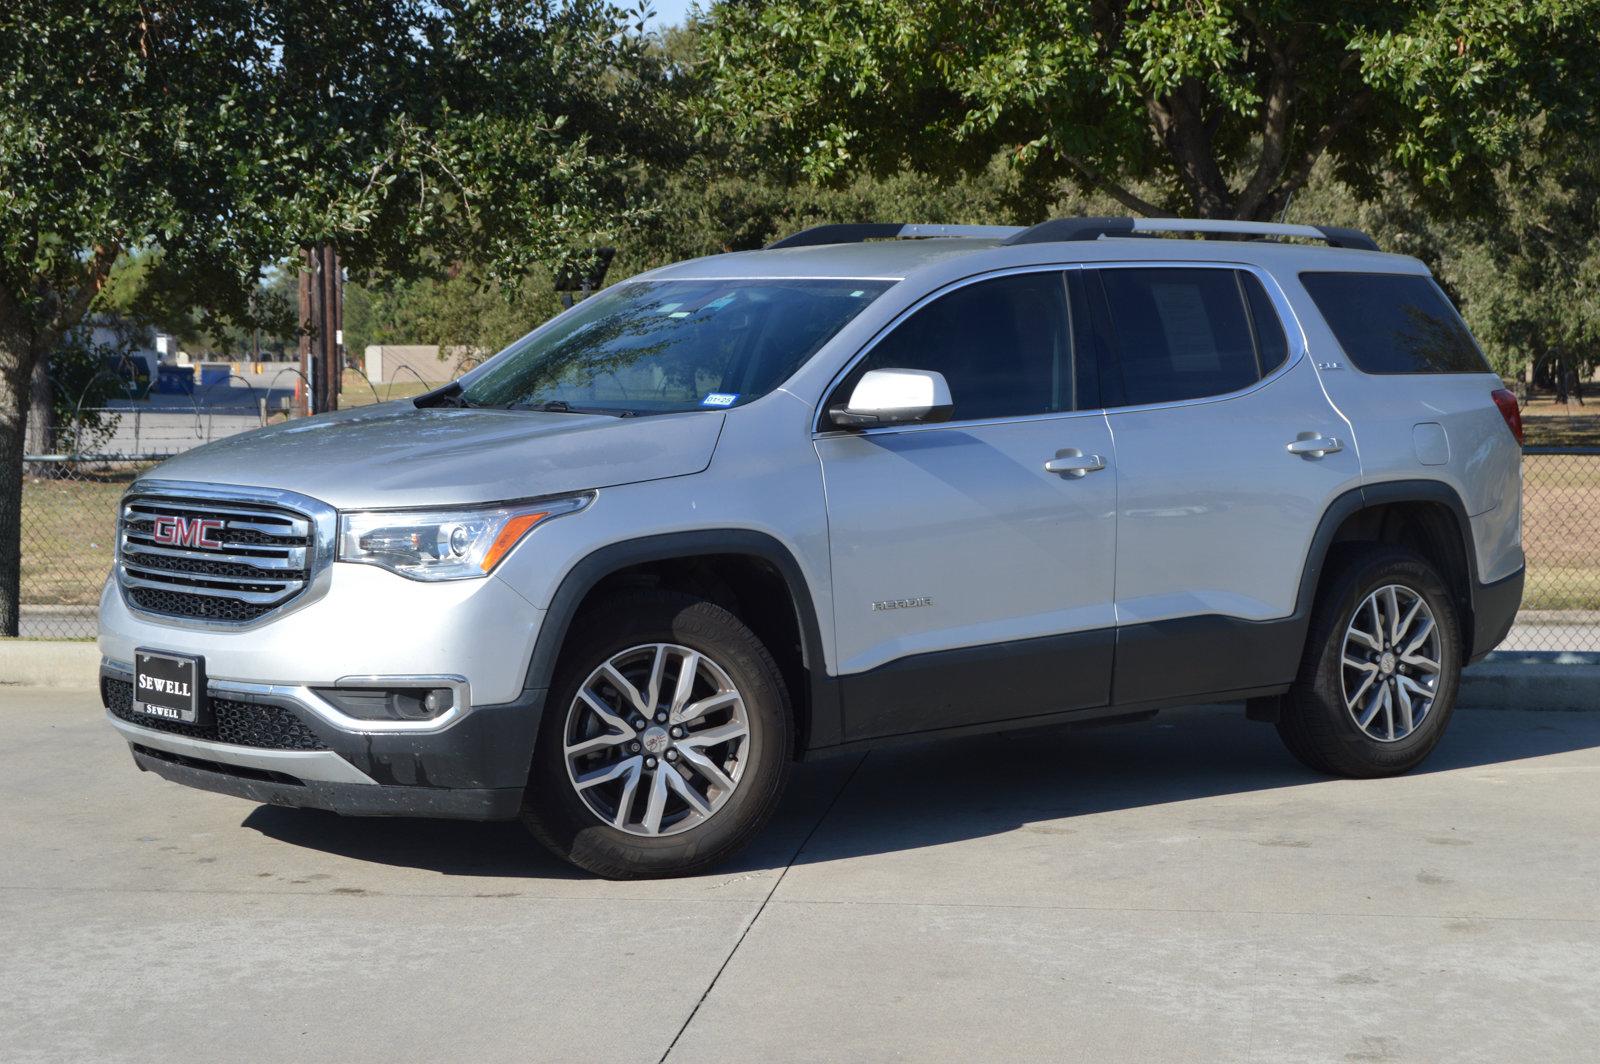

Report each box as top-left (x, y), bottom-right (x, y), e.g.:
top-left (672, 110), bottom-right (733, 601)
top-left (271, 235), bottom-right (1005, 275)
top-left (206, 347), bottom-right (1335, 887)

top-left (297, 250), bottom-right (313, 416)
top-left (297, 244), bottom-right (344, 414)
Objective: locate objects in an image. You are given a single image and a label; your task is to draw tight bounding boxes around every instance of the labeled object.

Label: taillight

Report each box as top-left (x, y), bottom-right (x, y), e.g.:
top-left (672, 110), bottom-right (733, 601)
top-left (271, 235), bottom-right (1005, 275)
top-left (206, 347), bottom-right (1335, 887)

top-left (1490, 388), bottom-right (1524, 444)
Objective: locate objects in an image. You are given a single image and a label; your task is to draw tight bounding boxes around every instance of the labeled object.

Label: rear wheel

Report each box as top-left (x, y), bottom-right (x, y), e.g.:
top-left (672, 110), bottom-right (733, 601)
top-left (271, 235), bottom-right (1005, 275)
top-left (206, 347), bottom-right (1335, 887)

top-left (1277, 546), bottom-right (1462, 778)
top-left (522, 590), bottom-right (793, 879)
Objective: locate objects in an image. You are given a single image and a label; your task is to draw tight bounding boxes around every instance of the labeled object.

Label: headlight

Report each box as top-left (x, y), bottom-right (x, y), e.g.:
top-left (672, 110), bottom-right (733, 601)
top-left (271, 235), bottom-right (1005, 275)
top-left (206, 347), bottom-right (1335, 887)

top-left (338, 496), bottom-right (589, 581)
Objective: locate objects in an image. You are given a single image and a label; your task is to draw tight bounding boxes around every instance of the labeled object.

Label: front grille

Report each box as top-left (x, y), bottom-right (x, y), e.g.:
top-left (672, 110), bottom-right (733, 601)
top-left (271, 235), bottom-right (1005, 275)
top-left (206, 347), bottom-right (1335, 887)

top-left (118, 493), bottom-right (313, 623)
top-left (105, 677), bottom-right (328, 751)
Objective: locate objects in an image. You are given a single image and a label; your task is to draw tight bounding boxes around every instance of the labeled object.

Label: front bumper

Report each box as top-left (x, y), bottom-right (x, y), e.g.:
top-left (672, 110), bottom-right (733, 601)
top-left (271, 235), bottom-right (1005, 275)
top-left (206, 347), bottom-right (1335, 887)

top-left (102, 662), bottom-right (545, 820)
top-left (99, 559), bottom-right (544, 707)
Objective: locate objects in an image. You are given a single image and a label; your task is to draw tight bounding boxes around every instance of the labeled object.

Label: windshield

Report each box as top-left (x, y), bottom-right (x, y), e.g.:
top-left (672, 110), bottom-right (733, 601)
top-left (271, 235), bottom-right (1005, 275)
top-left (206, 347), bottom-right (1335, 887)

top-left (459, 279), bottom-right (894, 415)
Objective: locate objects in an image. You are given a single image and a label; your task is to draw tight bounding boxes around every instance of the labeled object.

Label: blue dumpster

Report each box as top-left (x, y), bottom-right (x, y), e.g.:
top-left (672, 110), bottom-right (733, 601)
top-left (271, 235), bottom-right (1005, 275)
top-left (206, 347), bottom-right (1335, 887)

top-left (157, 364), bottom-right (194, 395)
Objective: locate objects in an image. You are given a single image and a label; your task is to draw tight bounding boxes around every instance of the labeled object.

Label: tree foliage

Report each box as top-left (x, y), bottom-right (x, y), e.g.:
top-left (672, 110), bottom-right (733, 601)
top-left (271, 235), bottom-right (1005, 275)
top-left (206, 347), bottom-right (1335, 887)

top-left (0, 0), bottom-right (668, 633)
top-left (703, 1), bottom-right (1600, 220)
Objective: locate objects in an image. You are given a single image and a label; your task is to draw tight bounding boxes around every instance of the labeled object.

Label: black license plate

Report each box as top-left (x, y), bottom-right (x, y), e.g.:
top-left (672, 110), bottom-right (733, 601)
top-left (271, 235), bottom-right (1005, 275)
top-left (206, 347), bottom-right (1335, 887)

top-left (133, 650), bottom-right (208, 726)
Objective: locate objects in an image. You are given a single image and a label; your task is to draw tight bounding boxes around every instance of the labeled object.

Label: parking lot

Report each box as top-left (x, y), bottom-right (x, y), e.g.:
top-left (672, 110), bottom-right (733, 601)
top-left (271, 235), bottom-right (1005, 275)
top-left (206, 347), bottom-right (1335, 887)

top-left (3, 686), bottom-right (1598, 1063)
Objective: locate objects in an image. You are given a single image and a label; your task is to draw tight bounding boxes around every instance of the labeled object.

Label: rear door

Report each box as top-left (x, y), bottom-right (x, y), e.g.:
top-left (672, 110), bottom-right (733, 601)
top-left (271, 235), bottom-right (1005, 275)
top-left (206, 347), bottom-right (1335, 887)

top-left (1087, 264), bottom-right (1363, 704)
top-left (816, 268), bottom-right (1119, 740)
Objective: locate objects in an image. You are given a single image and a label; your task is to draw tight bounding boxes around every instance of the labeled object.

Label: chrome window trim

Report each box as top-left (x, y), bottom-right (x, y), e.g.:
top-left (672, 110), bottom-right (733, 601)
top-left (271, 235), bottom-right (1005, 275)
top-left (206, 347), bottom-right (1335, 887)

top-left (811, 259), bottom-right (1311, 437)
top-left (116, 479), bottom-right (338, 633)
top-left (103, 658), bottom-right (475, 735)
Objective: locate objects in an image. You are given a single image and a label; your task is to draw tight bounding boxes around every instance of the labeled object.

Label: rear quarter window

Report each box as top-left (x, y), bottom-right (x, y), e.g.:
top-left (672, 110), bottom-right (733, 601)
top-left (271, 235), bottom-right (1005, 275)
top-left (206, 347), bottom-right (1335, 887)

top-left (1299, 272), bottom-right (1489, 374)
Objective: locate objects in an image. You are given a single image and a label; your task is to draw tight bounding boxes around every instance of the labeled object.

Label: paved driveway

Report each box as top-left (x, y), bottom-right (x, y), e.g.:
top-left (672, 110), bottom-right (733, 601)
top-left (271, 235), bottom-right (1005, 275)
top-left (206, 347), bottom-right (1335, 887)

top-left (3, 688), bottom-right (1598, 1063)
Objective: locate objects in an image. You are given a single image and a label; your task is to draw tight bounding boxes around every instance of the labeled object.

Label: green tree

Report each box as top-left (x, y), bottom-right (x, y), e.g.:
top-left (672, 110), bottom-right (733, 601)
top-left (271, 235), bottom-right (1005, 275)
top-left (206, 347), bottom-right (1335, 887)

top-left (704, 1), bottom-right (1600, 221)
top-left (0, 0), bottom-right (668, 635)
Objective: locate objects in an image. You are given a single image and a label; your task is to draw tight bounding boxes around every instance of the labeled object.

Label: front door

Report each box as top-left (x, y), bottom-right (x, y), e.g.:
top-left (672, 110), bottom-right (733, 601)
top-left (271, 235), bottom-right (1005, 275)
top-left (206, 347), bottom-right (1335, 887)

top-left (815, 269), bottom-right (1119, 741)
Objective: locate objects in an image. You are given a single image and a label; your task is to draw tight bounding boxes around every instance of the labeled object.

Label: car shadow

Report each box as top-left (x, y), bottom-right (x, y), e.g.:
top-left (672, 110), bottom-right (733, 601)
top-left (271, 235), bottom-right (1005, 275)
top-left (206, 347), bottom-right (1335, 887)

top-left (240, 704), bottom-right (1600, 879)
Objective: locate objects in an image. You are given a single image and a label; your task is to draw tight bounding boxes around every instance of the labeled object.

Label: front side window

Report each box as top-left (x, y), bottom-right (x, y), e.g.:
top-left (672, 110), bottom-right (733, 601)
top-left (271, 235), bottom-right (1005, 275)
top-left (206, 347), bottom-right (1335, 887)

top-left (1299, 272), bottom-right (1488, 375)
top-left (1096, 268), bottom-right (1290, 407)
top-left (834, 271), bottom-right (1078, 422)
top-left (460, 279), bottom-right (892, 415)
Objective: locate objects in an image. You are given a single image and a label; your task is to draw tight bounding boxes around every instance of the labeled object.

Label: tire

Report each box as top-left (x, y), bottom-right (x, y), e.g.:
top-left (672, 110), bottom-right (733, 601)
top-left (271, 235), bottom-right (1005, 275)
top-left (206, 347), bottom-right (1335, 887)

top-left (521, 589), bottom-right (793, 879)
top-left (1277, 545), bottom-right (1463, 778)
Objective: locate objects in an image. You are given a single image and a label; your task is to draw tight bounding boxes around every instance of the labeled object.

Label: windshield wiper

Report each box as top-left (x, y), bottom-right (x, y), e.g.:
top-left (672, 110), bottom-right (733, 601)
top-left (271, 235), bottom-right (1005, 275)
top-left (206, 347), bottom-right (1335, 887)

top-left (513, 399), bottom-right (634, 417)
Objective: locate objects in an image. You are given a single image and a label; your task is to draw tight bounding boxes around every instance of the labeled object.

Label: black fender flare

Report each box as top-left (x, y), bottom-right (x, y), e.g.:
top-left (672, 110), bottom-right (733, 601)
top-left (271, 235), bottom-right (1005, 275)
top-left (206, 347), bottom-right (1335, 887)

top-left (1294, 478), bottom-right (1510, 664)
top-left (521, 530), bottom-right (841, 750)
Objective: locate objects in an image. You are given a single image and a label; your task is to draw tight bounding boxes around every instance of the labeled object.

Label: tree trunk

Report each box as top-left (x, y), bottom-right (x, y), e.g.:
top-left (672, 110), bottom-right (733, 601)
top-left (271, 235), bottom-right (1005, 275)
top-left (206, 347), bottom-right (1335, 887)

top-left (0, 338), bottom-right (38, 637)
top-left (26, 353), bottom-right (53, 455)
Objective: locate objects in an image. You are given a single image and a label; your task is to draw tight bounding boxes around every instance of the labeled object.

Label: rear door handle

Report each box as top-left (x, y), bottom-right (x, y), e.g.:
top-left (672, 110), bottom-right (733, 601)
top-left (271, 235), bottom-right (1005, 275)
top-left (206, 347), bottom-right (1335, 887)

top-left (1286, 435), bottom-right (1342, 458)
top-left (1044, 451), bottom-right (1106, 477)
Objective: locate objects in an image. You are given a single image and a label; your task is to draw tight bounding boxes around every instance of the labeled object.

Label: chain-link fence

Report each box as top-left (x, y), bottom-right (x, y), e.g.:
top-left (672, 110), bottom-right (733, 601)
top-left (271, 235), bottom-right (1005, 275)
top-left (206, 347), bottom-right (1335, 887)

top-left (12, 437), bottom-right (1600, 648)
top-left (1503, 447), bottom-right (1600, 653)
top-left (17, 410), bottom-right (270, 639)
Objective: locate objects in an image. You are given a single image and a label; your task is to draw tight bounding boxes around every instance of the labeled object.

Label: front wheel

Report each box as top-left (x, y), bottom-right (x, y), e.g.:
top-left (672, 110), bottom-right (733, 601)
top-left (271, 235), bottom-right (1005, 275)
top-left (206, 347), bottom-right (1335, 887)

top-left (522, 590), bottom-right (793, 879)
top-left (1277, 546), bottom-right (1463, 778)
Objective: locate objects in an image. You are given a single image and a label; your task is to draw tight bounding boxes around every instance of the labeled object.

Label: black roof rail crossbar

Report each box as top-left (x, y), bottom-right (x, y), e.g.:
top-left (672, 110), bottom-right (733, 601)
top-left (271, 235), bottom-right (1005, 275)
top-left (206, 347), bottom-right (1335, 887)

top-left (1311, 225), bottom-right (1382, 251)
top-left (1001, 216), bottom-right (1380, 252)
top-left (765, 222), bottom-right (1022, 250)
top-left (767, 223), bottom-right (908, 249)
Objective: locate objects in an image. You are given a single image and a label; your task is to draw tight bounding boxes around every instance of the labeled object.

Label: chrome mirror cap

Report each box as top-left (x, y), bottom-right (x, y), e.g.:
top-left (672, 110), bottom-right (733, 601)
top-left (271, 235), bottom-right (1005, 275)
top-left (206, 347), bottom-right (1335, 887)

top-left (830, 368), bottom-right (954, 429)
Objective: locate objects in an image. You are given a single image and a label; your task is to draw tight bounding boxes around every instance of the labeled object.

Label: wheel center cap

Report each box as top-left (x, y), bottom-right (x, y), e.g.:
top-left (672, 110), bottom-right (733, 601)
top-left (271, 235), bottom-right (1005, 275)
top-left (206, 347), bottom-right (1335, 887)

top-left (641, 726), bottom-right (671, 756)
top-left (1379, 651), bottom-right (1397, 676)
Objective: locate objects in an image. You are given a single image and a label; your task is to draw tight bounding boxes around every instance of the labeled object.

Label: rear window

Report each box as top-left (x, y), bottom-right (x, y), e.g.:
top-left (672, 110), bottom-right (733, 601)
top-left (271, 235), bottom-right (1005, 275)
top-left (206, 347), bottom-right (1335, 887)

top-left (1299, 272), bottom-right (1488, 375)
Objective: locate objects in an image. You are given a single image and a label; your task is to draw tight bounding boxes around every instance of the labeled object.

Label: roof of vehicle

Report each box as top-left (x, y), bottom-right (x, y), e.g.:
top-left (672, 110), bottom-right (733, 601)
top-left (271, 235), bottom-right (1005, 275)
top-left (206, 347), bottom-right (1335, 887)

top-left (645, 224), bottom-right (1427, 284)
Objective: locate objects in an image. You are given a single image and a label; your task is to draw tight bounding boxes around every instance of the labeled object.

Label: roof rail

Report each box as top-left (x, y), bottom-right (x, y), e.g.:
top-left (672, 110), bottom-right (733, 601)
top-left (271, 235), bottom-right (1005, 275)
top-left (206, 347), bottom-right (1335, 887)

top-left (766, 222), bottom-right (1022, 250)
top-left (1001, 216), bottom-right (1380, 252)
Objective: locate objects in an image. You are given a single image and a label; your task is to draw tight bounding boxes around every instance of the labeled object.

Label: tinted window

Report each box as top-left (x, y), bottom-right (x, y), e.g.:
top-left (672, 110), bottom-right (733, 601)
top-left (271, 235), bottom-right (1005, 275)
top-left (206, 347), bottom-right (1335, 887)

top-left (1245, 276), bottom-right (1289, 375)
top-left (1098, 268), bottom-right (1288, 406)
top-left (462, 279), bottom-right (892, 415)
top-left (843, 271), bottom-right (1076, 421)
top-left (1300, 272), bottom-right (1488, 374)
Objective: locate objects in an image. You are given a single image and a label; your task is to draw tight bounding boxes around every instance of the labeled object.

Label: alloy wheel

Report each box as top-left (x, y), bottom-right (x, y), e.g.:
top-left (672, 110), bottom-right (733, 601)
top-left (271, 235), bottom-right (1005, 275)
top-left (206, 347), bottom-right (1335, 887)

top-left (562, 642), bottom-right (751, 836)
top-left (1340, 584), bottom-right (1442, 742)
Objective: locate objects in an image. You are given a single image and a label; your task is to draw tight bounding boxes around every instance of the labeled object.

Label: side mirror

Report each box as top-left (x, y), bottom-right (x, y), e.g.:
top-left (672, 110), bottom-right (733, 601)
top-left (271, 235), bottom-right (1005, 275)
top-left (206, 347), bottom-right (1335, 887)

top-left (827, 369), bottom-right (954, 430)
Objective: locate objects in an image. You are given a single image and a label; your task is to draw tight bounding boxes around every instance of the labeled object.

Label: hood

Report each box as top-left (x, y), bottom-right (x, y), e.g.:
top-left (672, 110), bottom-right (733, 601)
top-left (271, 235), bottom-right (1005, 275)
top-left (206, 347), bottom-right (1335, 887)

top-left (144, 402), bottom-right (726, 509)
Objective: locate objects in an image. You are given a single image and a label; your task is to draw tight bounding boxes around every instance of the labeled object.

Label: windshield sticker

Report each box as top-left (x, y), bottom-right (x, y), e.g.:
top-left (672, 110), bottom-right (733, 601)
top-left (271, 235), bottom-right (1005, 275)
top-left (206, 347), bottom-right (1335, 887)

top-left (704, 294), bottom-right (736, 311)
top-left (701, 393), bottom-right (739, 407)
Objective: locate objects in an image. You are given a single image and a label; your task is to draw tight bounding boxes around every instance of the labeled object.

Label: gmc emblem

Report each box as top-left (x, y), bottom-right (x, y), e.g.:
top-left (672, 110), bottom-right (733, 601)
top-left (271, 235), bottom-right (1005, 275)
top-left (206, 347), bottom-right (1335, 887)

top-left (150, 515), bottom-right (225, 550)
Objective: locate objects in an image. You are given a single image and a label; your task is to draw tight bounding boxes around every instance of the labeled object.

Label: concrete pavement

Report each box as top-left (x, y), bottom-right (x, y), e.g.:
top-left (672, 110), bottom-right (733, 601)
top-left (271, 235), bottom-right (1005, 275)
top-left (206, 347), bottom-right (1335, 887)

top-left (2, 688), bottom-right (1598, 1063)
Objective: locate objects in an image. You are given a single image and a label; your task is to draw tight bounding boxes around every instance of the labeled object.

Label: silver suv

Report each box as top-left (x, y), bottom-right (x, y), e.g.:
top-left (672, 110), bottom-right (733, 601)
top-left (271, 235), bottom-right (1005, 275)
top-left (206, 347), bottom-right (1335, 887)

top-left (100, 217), bottom-right (1525, 878)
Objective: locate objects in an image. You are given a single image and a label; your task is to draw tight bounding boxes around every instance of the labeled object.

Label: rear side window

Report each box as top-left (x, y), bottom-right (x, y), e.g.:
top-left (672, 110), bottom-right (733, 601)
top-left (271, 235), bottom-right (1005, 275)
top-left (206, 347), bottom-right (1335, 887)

top-left (1299, 272), bottom-right (1488, 374)
top-left (1096, 268), bottom-right (1291, 406)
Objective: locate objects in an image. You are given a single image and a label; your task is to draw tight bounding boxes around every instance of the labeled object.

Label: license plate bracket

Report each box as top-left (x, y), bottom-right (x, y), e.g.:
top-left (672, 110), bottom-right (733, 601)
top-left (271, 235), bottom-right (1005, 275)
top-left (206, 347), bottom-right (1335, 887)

top-left (133, 650), bottom-right (208, 726)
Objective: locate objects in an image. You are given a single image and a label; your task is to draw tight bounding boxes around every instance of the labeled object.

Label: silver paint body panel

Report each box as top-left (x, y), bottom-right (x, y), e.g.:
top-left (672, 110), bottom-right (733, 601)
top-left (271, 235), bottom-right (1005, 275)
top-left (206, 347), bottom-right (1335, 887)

top-left (99, 234), bottom-right (1524, 737)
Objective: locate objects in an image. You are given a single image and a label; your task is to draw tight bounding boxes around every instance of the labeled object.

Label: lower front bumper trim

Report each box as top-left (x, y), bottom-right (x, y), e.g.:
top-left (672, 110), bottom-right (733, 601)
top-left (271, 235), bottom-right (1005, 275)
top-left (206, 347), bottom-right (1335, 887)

top-left (107, 710), bottom-right (375, 785)
top-left (130, 747), bottom-right (525, 820)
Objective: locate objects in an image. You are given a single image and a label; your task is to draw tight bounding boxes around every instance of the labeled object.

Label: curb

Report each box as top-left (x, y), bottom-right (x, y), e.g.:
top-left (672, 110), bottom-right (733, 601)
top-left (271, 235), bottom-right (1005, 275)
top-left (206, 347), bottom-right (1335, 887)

top-left (0, 640), bottom-right (100, 689)
top-left (1460, 652), bottom-right (1600, 713)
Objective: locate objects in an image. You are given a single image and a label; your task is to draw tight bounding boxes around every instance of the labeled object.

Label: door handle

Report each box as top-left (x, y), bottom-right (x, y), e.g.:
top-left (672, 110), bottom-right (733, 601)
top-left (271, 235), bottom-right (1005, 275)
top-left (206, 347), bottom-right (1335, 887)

top-left (1286, 435), bottom-right (1342, 458)
top-left (1044, 451), bottom-right (1106, 477)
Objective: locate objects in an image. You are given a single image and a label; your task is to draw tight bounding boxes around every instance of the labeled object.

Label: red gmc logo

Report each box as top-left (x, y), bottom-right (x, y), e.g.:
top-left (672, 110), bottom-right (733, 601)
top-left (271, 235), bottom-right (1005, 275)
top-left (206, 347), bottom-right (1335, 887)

top-left (151, 515), bottom-right (225, 550)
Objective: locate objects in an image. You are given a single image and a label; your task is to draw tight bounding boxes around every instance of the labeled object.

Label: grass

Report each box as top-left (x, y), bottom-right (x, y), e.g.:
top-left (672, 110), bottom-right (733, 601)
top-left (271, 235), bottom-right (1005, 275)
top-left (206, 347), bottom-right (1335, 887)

top-left (1520, 399), bottom-right (1600, 448)
top-left (17, 432), bottom-right (1600, 614)
top-left (19, 468), bottom-right (142, 606)
top-left (337, 370), bottom-right (434, 407)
